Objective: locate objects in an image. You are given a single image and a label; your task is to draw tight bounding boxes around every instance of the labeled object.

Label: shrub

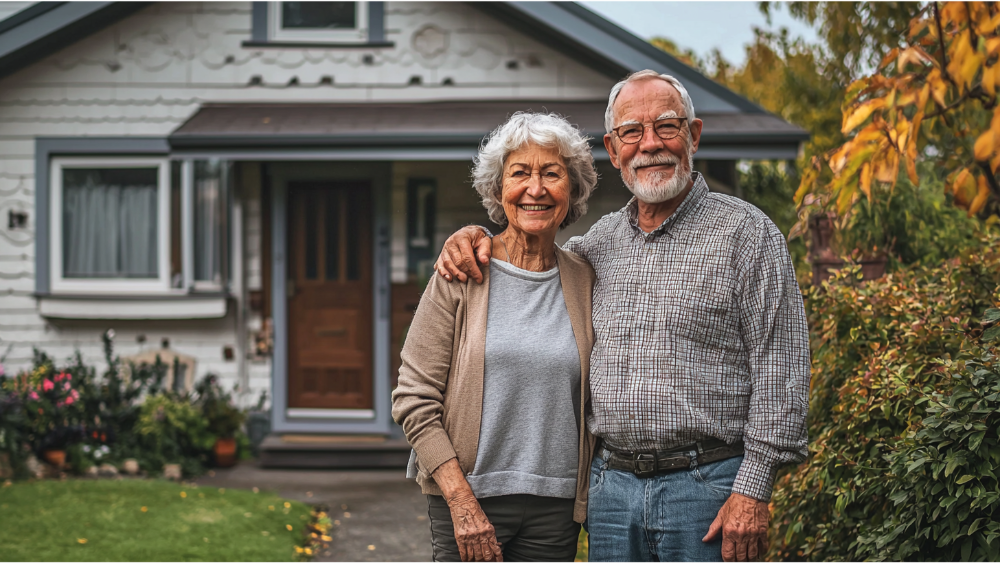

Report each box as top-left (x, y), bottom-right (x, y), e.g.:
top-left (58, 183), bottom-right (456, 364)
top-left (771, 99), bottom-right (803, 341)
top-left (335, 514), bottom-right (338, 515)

top-left (768, 229), bottom-right (1000, 561)
top-left (852, 321), bottom-right (1000, 560)
top-left (136, 394), bottom-right (215, 476)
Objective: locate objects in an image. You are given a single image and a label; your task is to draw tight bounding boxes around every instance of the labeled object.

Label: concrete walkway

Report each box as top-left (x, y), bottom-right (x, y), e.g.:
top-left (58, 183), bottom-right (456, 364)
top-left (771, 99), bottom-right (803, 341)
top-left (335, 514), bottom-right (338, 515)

top-left (195, 463), bottom-right (432, 562)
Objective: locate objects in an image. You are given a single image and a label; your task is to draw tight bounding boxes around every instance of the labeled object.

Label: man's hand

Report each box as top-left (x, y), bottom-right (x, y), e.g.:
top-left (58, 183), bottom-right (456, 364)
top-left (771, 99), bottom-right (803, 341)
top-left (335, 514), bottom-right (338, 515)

top-left (448, 494), bottom-right (504, 562)
top-left (702, 492), bottom-right (769, 562)
top-left (434, 226), bottom-right (492, 284)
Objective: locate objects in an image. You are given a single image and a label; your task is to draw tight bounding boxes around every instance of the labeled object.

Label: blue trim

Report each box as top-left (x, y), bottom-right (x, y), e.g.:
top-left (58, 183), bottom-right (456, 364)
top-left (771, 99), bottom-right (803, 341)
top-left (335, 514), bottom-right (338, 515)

top-left (0, 2), bottom-right (64, 35)
top-left (33, 137), bottom-right (170, 295)
top-left (368, 1), bottom-right (385, 43)
top-left (0, 2), bottom-right (148, 80)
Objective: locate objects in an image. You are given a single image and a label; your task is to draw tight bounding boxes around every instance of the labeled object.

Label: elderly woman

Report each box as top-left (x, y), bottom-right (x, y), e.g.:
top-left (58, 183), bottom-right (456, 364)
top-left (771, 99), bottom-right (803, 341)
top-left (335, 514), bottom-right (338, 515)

top-left (391, 112), bottom-right (598, 562)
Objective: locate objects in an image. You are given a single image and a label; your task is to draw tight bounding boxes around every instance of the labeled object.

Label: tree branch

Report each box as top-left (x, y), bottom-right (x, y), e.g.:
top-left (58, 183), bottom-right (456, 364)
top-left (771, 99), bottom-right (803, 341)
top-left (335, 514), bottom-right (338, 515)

top-left (933, 2), bottom-right (958, 87)
top-left (977, 161), bottom-right (1000, 199)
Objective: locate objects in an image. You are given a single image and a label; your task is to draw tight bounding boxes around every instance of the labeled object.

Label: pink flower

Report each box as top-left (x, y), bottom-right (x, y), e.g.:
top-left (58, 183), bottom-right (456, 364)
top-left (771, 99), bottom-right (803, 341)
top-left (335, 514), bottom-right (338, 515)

top-left (65, 373), bottom-right (71, 381)
top-left (28, 391), bottom-right (39, 401)
top-left (0, 364), bottom-right (5, 377)
top-left (54, 372), bottom-right (64, 382)
top-left (64, 382), bottom-right (71, 391)
top-left (64, 396), bottom-right (74, 406)
top-left (42, 379), bottom-right (54, 392)
top-left (71, 390), bottom-right (79, 400)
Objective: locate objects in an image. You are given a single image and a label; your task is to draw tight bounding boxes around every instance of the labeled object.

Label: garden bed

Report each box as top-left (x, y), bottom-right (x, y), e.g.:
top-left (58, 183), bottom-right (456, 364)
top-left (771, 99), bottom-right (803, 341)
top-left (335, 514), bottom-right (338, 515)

top-left (0, 478), bottom-right (314, 561)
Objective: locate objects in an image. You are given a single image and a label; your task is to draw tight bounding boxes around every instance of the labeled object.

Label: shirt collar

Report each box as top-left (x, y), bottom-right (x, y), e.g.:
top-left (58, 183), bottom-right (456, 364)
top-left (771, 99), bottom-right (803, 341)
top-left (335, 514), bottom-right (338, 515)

top-left (625, 171), bottom-right (709, 237)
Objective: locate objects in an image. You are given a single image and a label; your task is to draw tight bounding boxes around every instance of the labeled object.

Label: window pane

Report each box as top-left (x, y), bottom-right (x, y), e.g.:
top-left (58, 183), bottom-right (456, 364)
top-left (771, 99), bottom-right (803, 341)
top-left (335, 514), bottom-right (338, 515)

top-left (304, 190), bottom-right (319, 280)
top-left (281, 2), bottom-right (356, 29)
top-left (194, 160), bottom-right (228, 284)
top-left (62, 168), bottom-right (159, 279)
top-left (325, 190), bottom-right (340, 281)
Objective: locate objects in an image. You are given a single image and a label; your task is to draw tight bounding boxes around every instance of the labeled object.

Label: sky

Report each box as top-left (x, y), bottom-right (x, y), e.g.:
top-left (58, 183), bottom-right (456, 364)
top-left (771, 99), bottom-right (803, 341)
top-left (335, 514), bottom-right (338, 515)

top-left (580, 1), bottom-right (820, 67)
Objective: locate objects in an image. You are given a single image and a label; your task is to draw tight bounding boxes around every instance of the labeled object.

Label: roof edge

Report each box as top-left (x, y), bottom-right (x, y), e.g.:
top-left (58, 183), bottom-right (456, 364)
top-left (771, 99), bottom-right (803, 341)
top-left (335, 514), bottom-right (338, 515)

top-left (553, 2), bottom-right (768, 114)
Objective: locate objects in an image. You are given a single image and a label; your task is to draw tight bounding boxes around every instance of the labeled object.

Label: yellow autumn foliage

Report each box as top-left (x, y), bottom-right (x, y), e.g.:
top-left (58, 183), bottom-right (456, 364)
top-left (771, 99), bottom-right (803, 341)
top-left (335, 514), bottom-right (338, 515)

top-left (795, 1), bottom-right (1000, 238)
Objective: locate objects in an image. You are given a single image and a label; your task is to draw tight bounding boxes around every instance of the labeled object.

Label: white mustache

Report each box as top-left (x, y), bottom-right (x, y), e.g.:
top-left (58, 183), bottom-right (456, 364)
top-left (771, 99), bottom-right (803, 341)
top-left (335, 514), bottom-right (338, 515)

top-left (629, 153), bottom-right (679, 174)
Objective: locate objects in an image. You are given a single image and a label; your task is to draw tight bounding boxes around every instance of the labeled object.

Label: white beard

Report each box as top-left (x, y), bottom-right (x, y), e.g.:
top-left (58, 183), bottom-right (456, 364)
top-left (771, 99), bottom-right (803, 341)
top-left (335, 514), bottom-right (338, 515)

top-left (621, 146), bottom-right (694, 204)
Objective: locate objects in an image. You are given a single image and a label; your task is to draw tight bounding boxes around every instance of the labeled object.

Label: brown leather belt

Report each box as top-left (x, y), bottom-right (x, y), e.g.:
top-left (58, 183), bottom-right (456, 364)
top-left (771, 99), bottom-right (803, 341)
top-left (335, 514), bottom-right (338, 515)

top-left (597, 438), bottom-right (744, 478)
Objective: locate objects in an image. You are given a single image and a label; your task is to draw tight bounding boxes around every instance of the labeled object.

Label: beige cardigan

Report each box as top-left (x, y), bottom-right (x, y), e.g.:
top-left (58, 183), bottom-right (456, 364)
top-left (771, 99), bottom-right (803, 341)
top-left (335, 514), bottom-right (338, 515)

top-left (391, 246), bottom-right (597, 523)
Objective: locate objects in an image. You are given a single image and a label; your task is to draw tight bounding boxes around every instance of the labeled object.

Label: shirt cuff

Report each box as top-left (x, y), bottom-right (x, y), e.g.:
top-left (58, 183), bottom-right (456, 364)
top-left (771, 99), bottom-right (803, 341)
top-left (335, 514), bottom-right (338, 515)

top-left (731, 449), bottom-right (778, 502)
top-left (410, 425), bottom-right (459, 476)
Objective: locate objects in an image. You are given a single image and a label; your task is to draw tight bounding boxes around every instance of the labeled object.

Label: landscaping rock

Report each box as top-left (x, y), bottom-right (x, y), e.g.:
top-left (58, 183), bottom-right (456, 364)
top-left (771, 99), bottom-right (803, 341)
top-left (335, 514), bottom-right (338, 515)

top-left (163, 464), bottom-right (182, 481)
top-left (122, 459), bottom-right (139, 475)
top-left (98, 463), bottom-right (119, 477)
top-left (86, 465), bottom-right (99, 478)
top-left (25, 455), bottom-right (45, 479)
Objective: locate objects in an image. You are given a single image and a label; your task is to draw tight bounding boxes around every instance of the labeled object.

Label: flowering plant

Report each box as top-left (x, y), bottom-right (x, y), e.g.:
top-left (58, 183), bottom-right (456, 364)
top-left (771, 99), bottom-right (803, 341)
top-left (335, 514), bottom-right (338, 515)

top-left (19, 364), bottom-right (85, 451)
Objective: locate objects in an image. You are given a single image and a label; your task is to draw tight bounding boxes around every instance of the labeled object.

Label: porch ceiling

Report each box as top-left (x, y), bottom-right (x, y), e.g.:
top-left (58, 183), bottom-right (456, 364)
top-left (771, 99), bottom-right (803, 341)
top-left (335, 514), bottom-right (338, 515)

top-left (168, 102), bottom-right (809, 158)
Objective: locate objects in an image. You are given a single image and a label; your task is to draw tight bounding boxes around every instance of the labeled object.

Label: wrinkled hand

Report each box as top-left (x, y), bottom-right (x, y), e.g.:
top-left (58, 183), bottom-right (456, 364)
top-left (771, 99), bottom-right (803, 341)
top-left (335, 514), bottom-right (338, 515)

top-left (448, 494), bottom-right (503, 562)
top-left (702, 492), bottom-right (769, 562)
top-left (433, 226), bottom-right (492, 284)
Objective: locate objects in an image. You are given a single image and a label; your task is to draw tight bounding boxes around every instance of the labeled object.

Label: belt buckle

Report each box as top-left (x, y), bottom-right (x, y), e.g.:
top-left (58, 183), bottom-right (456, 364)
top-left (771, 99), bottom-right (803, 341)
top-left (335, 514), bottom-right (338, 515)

top-left (632, 451), bottom-right (657, 478)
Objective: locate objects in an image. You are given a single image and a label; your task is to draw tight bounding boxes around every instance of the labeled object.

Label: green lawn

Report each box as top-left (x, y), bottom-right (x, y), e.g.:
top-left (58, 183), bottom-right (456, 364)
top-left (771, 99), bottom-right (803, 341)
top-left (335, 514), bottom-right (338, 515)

top-left (0, 479), bottom-right (312, 561)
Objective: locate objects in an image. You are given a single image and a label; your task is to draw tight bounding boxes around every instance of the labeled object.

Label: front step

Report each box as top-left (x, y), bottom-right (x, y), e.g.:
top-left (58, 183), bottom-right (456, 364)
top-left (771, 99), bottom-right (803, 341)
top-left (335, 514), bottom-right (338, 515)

top-left (258, 434), bottom-right (411, 469)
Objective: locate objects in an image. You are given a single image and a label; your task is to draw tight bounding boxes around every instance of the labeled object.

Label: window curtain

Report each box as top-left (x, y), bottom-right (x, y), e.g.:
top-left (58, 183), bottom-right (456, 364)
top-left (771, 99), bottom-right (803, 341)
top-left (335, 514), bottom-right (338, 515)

top-left (62, 169), bottom-right (158, 279)
top-left (194, 160), bottom-right (226, 284)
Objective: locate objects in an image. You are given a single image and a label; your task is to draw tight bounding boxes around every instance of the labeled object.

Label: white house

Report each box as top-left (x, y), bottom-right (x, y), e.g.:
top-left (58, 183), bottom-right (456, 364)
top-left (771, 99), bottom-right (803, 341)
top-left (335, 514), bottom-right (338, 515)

top-left (0, 1), bottom-right (807, 466)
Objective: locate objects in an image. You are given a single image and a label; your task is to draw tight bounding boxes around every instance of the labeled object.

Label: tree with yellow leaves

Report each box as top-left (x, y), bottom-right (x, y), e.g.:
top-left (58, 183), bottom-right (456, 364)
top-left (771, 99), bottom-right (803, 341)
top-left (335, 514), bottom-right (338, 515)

top-left (793, 1), bottom-right (1000, 239)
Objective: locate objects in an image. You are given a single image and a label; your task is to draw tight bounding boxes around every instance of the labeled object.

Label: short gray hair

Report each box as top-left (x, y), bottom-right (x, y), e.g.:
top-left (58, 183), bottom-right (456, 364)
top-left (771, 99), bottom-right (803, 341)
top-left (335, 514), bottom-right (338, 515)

top-left (604, 70), bottom-right (696, 133)
top-left (472, 112), bottom-right (598, 229)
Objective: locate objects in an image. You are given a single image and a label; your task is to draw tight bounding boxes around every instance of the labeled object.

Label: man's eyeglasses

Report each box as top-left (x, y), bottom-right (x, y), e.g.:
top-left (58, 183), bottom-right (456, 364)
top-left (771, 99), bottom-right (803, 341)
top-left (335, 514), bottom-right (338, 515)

top-left (612, 117), bottom-right (689, 144)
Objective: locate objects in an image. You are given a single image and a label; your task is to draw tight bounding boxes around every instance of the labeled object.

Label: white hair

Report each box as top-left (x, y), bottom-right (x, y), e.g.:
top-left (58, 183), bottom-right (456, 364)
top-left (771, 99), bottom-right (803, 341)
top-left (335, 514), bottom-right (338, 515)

top-left (472, 112), bottom-right (599, 229)
top-left (604, 70), bottom-right (696, 133)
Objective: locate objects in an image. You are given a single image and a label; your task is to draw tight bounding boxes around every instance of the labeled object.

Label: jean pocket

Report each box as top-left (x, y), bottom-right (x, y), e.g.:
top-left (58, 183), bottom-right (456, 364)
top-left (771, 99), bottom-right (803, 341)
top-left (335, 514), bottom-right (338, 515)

top-left (693, 455), bottom-right (742, 498)
top-left (589, 458), bottom-right (606, 492)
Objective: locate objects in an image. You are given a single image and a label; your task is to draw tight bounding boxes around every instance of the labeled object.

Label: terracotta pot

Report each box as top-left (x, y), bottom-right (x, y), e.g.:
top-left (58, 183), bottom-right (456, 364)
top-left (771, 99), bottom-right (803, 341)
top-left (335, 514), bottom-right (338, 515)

top-left (213, 437), bottom-right (237, 468)
top-left (41, 449), bottom-right (66, 469)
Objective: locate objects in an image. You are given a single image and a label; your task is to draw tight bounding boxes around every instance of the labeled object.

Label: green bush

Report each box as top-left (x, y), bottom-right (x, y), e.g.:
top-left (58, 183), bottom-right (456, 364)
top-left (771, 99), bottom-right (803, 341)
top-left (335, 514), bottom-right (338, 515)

top-left (853, 322), bottom-right (1000, 561)
top-left (769, 229), bottom-right (1000, 561)
top-left (136, 394), bottom-right (215, 476)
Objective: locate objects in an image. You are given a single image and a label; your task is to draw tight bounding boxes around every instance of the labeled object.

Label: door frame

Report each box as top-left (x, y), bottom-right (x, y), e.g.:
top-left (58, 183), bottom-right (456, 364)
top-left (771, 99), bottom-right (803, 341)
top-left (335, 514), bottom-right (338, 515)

top-left (269, 162), bottom-right (392, 434)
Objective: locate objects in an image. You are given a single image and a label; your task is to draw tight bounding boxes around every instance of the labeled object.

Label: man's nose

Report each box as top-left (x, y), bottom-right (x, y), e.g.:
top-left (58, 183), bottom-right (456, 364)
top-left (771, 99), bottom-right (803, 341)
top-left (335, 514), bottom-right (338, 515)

top-left (638, 124), bottom-right (666, 153)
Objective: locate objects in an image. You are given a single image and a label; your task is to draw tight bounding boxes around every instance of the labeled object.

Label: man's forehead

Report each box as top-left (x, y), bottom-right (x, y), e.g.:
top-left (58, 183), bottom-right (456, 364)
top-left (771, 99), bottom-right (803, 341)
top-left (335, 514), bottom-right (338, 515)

top-left (614, 79), bottom-right (683, 119)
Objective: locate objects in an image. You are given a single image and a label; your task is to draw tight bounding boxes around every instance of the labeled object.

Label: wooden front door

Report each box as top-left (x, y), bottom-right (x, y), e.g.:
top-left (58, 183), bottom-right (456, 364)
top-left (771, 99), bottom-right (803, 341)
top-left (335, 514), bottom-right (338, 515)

top-left (287, 182), bottom-right (373, 410)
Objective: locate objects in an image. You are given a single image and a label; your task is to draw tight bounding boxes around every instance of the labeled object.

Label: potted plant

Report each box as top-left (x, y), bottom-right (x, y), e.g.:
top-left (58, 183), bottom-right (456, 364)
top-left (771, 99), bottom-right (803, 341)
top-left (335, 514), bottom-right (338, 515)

top-left (20, 366), bottom-right (85, 469)
top-left (195, 375), bottom-right (246, 468)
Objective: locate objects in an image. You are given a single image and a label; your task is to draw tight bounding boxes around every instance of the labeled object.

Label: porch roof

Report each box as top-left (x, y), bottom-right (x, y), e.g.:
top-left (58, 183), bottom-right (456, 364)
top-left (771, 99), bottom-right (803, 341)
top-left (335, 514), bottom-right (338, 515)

top-left (168, 102), bottom-right (808, 161)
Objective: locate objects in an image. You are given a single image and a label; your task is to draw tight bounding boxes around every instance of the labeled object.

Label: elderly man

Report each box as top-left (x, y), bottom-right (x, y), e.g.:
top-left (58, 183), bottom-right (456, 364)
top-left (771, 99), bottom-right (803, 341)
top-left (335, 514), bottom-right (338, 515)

top-left (433, 70), bottom-right (810, 562)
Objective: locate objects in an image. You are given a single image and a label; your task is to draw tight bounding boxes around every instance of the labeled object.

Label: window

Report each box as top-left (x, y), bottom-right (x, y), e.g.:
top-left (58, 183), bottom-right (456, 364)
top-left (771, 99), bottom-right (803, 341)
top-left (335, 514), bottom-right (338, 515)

top-left (51, 158), bottom-right (171, 293)
top-left (49, 157), bottom-right (231, 296)
top-left (192, 160), bottom-right (230, 289)
top-left (269, 2), bottom-right (368, 43)
top-left (406, 178), bottom-right (436, 282)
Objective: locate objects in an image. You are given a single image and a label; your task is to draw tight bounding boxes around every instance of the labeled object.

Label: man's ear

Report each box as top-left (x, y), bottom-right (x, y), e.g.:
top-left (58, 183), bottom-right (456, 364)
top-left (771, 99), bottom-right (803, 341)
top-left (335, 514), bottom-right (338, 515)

top-left (604, 133), bottom-right (621, 169)
top-left (689, 118), bottom-right (704, 154)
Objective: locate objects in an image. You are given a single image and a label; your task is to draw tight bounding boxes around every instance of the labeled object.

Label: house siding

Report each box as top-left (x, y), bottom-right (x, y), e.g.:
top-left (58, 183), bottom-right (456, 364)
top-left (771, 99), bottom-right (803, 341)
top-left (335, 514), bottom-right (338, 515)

top-left (0, 1), bottom-right (615, 404)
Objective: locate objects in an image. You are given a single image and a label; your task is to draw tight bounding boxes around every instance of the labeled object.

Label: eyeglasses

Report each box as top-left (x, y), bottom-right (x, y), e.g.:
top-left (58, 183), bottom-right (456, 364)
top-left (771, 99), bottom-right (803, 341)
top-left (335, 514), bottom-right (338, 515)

top-left (612, 117), bottom-right (689, 144)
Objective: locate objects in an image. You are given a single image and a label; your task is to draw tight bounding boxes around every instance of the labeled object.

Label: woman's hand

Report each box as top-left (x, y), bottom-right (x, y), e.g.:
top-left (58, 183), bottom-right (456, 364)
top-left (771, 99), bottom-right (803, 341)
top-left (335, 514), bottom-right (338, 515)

top-left (447, 494), bottom-right (504, 561)
top-left (432, 458), bottom-right (503, 561)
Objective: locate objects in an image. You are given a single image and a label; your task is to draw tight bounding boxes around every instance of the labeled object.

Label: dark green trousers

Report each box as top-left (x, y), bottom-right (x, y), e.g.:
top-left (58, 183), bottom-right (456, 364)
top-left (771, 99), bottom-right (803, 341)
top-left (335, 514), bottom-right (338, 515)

top-left (426, 494), bottom-right (580, 562)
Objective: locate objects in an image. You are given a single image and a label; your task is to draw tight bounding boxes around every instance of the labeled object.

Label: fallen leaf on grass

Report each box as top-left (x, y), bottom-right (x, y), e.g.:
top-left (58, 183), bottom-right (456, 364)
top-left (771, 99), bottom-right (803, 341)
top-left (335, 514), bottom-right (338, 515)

top-left (77, 539), bottom-right (87, 544)
top-left (321, 535), bottom-right (331, 541)
top-left (268, 505), bottom-right (274, 511)
top-left (286, 525), bottom-right (293, 531)
top-left (141, 506), bottom-right (148, 512)
top-left (284, 502), bottom-right (291, 508)
top-left (261, 531), bottom-right (270, 536)
top-left (180, 492), bottom-right (187, 498)
top-left (245, 512), bottom-right (253, 518)
top-left (294, 547), bottom-right (303, 554)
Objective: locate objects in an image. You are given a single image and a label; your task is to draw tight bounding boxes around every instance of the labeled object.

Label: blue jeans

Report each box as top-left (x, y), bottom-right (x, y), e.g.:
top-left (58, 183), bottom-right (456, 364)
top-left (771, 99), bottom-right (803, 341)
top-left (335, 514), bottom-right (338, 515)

top-left (587, 453), bottom-right (744, 562)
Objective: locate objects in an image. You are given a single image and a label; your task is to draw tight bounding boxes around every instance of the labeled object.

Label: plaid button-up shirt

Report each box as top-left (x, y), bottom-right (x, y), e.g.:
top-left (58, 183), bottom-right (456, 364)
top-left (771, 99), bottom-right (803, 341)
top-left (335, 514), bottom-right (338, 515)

top-left (563, 172), bottom-right (810, 501)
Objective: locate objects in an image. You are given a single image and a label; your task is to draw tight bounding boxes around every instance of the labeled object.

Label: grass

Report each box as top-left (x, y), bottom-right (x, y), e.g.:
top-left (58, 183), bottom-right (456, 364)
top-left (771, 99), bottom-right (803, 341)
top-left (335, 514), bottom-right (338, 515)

top-left (0, 478), bottom-right (312, 561)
